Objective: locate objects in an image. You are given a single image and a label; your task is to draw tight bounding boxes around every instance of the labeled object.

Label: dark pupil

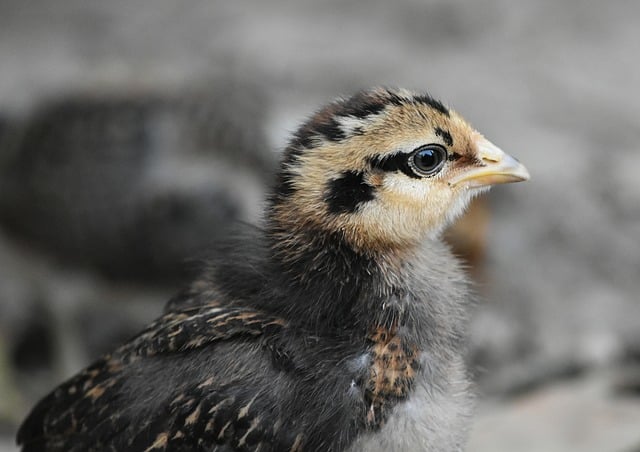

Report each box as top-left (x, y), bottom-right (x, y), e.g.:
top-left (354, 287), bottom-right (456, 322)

top-left (414, 147), bottom-right (443, 173)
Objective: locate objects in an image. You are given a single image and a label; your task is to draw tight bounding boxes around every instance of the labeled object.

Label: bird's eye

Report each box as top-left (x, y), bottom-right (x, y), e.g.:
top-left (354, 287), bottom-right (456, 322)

top-left (409, 145), bottom-right (447, 177)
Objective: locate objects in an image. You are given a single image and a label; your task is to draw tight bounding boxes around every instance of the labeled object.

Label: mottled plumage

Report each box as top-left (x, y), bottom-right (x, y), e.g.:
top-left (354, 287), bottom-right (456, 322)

top-left (18, 87), bottom-right (529, 451)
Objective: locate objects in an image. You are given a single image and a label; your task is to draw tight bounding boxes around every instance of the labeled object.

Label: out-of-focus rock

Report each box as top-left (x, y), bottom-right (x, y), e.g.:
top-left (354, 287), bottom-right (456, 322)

top-left (469, 369), bottom-right (640, 452)
top-left (0, 80), bottom-right (274, 284)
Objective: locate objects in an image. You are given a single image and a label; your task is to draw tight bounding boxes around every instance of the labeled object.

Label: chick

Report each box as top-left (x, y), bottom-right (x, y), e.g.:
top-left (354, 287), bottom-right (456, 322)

top-left (17, 87), bottom-right (529, 452)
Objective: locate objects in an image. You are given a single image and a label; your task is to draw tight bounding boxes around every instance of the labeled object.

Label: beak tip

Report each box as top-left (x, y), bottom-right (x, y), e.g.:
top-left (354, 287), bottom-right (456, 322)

top-left (515, 163), bottom-right (531, 182)
top-left (501, 154), bottom-right (530, 183)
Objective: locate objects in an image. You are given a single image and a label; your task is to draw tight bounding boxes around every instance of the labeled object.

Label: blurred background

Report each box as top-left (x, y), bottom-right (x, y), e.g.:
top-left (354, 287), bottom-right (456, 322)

top-left (0, 0), bottom-right (639, 450)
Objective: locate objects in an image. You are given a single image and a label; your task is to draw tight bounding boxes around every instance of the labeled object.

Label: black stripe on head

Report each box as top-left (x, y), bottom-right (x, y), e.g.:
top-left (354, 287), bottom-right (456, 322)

top-left (338, 91), bottom-right (388, 119)
top-left (290, 129), bottom-right (314, 150)
top-left (274, 168), bottom-right (296, 199)
top-left (374, 89), bottom-right (450, 117)
top-left (289, 91), bottom-right (392, 151)
top-left (369, 152), bottom-right (420, 180)
top-left (435, 127), bottom-right (453, 147)
top-left (325, 171), bottom-right (375, 214)
top-left (287, 116), bottom-right (344, 155)
top-left (412, 95), bottom-right (450, 117)
top-left (292, 117), bottom-right (346, 147)
top-left (273, 144), bottom-right (304, 199)
top-left (315, 117), bottom-right (346, 142)
top-left (385, 92), bottom-right (407, 107)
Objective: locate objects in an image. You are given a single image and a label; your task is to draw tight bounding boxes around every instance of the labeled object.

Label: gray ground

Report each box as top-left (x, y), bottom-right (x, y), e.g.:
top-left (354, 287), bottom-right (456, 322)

top-left (0, 0), bottom-right (639, 451)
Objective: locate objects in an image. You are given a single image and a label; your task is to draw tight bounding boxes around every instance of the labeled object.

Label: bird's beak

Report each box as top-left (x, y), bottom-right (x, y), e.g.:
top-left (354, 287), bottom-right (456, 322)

top-left (449, 138), bottom-right (530, 188)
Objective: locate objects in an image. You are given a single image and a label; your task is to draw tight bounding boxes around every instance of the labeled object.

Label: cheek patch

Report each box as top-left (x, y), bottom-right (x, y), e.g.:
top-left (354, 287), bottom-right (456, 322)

top-left (325, 170), bottom-right (376, 214)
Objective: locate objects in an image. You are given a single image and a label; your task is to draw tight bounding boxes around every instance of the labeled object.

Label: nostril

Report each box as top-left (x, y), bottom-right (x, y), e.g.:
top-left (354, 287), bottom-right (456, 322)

top-left (475, 138), bottom-right (506, 164)
top-left (481, 156), bottom-right (500, 164)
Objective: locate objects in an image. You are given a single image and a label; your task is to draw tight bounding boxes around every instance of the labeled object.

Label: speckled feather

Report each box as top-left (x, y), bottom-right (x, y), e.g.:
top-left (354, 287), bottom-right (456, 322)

top-left (17, 305), bottom-right (294, 451)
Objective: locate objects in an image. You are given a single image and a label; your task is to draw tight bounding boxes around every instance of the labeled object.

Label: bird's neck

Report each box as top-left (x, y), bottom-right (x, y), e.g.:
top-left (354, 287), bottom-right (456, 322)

top-left (265, 219), bottom-right (417, 334)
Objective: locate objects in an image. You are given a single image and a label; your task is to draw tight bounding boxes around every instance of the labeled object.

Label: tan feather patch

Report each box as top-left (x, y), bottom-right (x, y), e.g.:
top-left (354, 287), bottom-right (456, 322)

top-left (365, 325), bottom-right (420, 428)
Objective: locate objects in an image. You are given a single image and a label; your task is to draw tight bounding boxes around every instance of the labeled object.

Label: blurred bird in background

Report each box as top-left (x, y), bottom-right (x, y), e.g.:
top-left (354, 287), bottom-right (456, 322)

top-left (17, 88), bottom-right (528, 451)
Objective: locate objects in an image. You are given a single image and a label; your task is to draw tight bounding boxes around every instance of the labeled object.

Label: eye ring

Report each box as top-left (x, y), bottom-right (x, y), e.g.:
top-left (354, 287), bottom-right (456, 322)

top-left (408, 144), bottom-right (448, 177)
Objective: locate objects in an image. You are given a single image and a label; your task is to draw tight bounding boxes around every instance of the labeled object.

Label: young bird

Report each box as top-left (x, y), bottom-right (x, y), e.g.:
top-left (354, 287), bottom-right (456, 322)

top-left (17, 87), bottom-right (529, 452)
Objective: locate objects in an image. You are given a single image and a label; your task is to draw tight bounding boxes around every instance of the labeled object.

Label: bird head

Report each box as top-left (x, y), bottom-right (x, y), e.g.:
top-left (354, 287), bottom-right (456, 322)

top-left (270, 87), bottom-right (529, 256)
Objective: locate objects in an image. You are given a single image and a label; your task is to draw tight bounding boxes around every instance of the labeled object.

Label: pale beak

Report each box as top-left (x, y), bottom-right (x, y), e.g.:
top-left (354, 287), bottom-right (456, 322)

top-left (448, 138), bottom-right (530, 188)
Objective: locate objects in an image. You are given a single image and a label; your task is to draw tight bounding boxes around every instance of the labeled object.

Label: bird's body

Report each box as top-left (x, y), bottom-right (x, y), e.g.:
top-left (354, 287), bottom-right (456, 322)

top-left (17, 88), bottom-right (528, 452)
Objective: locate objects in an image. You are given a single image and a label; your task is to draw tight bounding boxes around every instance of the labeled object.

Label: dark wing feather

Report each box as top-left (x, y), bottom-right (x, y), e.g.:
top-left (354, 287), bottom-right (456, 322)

top-left (17, 304), bottom-right (297, 452)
